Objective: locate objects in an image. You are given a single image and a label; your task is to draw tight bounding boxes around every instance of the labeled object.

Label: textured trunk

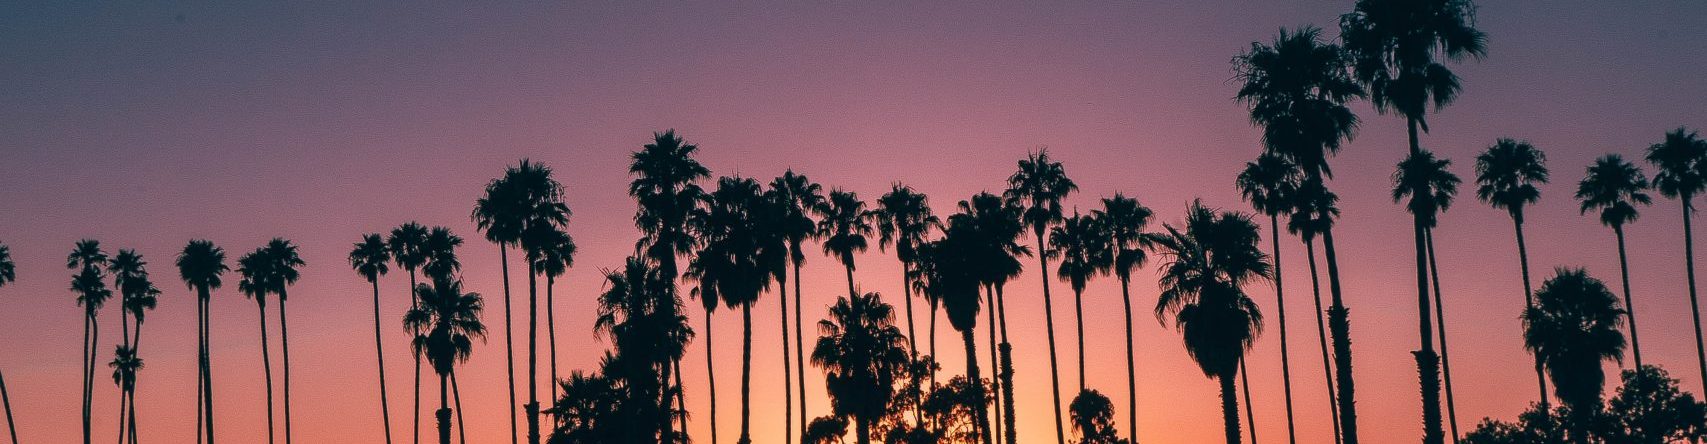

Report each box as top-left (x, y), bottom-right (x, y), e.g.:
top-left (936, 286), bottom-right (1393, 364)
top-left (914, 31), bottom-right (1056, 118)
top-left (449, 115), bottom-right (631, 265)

top-left (996, 284), bottom-right (1016, 444)
top-left (1220, 373), bottom-right (1241, 444)
top-left (437, 374), bottom-right (450, 444)
top-left (674, 359), bottom-right (687, 437)
top-left (198, 293), bottom-right (206, 444)
top-left (547, 275), bottom-right (559, 406)
top-left (259, 301), bottom-right (276, 444)
top-left (498, 246), bottom-right (518, 444)
top-left (705, 311), bottom-right (720, 444)
top-left (202, 286), bottom-right (216, 444)
top-left (1615, 226), bottom-right (1642, 368)
top-left (1321, 228), bottom-right (1357, 444)
top-left (902, 263), bottom-right (918, 358)
top-left (1036, 231), bottom-right (1066, 444)
top-left (845, 264), bottom-right (856, 298)
top-left (82, 314), bottom-right (93, 444)
top-left (1303, 240), bottom-right (1340, 444)
top-left (373, 280), bottom-right (395, 444)
top-left (1513, 215), bottom-right (1549, 408)
top-left (792, 257), bottom-right (807, 441)
top-left (739, 304), bottom-right (753, 444)
top-left (778, 275), bottom-right (792, 444)
top-left (1405, 124), bottom-right (1444, 444)
top-left (985, 286), bottom-right (1003, 441)
top-left (118, 293), bottom-right (130, 444)
top-left (1425, 230), bottom-right (1459, 442)
top-left (962, 330), bottom-right (993, 444)
top-left (1073, 287), bottom-right (1085, 392)
top-left (411, 269), bottom-right (423, 444)
top-left (526, 266), bottom-right (541, 444)
top-left (1119, 275), bottom-right (1139, 444)
top-left (1240, 359), bottom-right (1257, 444)
top-left (451, 369), bottom-right (466, 444)
top-left (661, 357), bottom-right (676, 442)
top-left (280, 290), bottom-right (295, 444)
top-left (1684, 197), bottom-right (1706, 387)
top-left (2, 368), bottom-right (17, 444)
top-left (128, 323), bottom-right (144, 444)
top-left (1268, 215), bottom-right (1296, 444)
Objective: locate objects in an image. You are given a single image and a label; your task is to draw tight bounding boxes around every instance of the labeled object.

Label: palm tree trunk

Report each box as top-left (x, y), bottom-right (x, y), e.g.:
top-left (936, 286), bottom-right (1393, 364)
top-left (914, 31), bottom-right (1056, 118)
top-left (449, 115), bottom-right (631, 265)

top-left (128, 323), bottom-right (145, 444)
top-left (705, 311), bottom-right (720, 444)
top-left (1036, 232), bottom-right (1066, 444)
top-left (411, 270), bottom-right (423, 444)
top-left (793, 258), bottom-right (808, 442)
top-left (117, 295), bottom-right (130, 444)
top-left (1267, 215), bottom-right (1296, 444)
top-left (855, 417), bottom-right (871, 444)
top-left (1425, 230), bottom-right (1459, 442)
top-left (1302, 240), bottom-right (1340, 444)
top-left (280, 290), bottom-right (295, 444)
top-left (1320, 227), bottom-right (1356, 444)
top-left (674, 358), bottom-right (687, 439)
top-left (201, 287), bottom-right (216, 444)
top-left (451, 369), bottom-right (466, 444)
top-left (1614, 225), bottom-right (1643, 368)
top-left (372, 280), bottom-right (395, 444)
top-left (961, 329), bottom-right (994, 444)
top-left (902, 263), bottom-right (918, 358)
top-left (1, 367), bottom-right (17, 444)
top-left (82, 313), bottom-right (93, 444)
top-left (1119, 275), bottom-right (1139, 444)
top-left (1512, 215), bottom-right (1549, 408)
top-left (1683, 197), bottom-right (1706, 388)
top-left (1074, 287), bottom-right (1086, 393)
top-left (498, 245), bottom-right (518, 444)
top-left (778, 276), bottom-right (793, 444)
top-left (527, 266), bottom-right (541, 444)
top-left (198, 295), bottom-right (206, 444)
top-left (1220, 373), bottom-right (1242, 444)
top-left (985, 286), bottom-right (1003, 442)
top-left (547, 275), bottom-right (559, 408)
top-left (661, 357), bottom-right (677, 442)
top-left (739, 304), bottom-right (754, 444)
top-left (996, 284), bottom-right (1017, 444)
top-left (1240, 358), bottom-right (1256, 444)
top-left (258, 300), bottom-right (276, 444)
top-left (845, 265), bottom-right (856, 298)
top-left (437, 374), bottom-right (451, 444)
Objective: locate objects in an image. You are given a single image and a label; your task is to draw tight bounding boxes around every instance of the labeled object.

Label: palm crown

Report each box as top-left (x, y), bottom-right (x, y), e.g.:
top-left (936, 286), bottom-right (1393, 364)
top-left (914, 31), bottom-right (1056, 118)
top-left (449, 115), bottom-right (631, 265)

top-left (387, 222), bottom-right (430, 273)
top-left (1006, 150), bottom-right (1077, 236)
top-left (1092, 194), bottom-right (1154, 283)
top-left (631, 130), bottom-right (711, 275)
top-left (1050, 212), bottom-right (1113, 294)
top-left (951, 192), bottom-right (1030, 288)
top-left (1339, 0), bottom-right (1487, 128)
top-left (1475, 139), bottom-right (1550, 223)
top-left (177, 240), bottom-right (227, 291)
top-left (350, 233), bottom-right (392, 282)
top-left (771, 170), bottom-right (825, 266)
top-left (1646, 127), bottom-right (1707, 201)
top-left (812, 292), bottom-right (910, 427)
top-left (405, 278), bottom-right (487, 376)
top-left (1393, 149), bottom-right (1462, 228)
top-left (1286, 177), bottom-right (1340, 242)
top-left (1236, 152), bottom-right (1301, 217)
top-left (689, 176), bottom-right (783, 310)
top-left (1523, 268), bottom-right (1627, 408)
top-left (1234, 26), bottom-right (1364, 178)
top-left (261, 238), bottom-right (305, 300)
top-left (1152, 201), bottom-right (1270, 378)
top-left (0, 244), bottom-right (14, 288)
top-left (875, 183), bottom-right (940, 267)
top-left (1576, 154), bottom-right (1652, 228)
top-left (818, 189), bottom-right (874, 271)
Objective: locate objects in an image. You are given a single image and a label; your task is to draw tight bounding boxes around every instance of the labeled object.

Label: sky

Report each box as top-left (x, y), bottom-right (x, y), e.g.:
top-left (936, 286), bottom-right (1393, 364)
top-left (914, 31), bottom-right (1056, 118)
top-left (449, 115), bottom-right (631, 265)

top-left (2, 1), bottom-right (1705, 443)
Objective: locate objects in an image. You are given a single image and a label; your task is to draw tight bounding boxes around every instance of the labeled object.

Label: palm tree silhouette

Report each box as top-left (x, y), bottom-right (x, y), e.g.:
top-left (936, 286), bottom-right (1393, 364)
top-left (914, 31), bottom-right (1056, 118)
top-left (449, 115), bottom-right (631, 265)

top-left (818, 189), bottom-right (874, 299)
top-left (506, 163), bottom-right (571, 444)
top-left (925, 219), bottom-right (995, 444)
top-left (1152, 201), bottom-right (1270, 444)
top-left (955, 192), bottom-right (1027, 444)
top-left (118, 260), bottom-right (158, 444)
top-left (1236, 152), bottom-right (1301, 444)
top-left (1049, 211), bottom-right (1111, 393)
top-left (351, 234), bottom-right (397, 444)
top-left (630, 131), bottom-right (711, 438)
top-left (1576, 154), bottom-right (1653, 369)
top-left (1645, 127), bottom-right (1707, 386)
top-left (237, 248), bottom-right (279, 444)
top-left (1341, 0), bottom-right (1487, 438)
top-left (875, 184), bottom-right (939, 364)
top-left (1091, 194), bottom-right (1153, 444)
top-left (472, 160), bottom-right (537, 444)
top-left (534, 228), bottom-right (575, 407)
top-left (177, 240), bottom-right (227, 444)
top-left (107, 345), bottom-right (140, 444)
top-left (770, 170), bottom-right (824, 438)
top-left (811, 292), bottom-right (909, 444)
top-left (388, 222), bottom-right (431, 444)
top-left (422, 227), bottom-right (469, 443)
top-left (586, 256), bottom-right (694, 443)
top-left (1392, 149), bottom-right (1464, 441)
top-left (1005, 150), bottom-right (1076, 444)
top-left (1523, 268), bottom-right (1626, 440)
top-left (405, 277), bottom-right (487, 444)
top-left (1068, 389), bottom-right (1126, 444)
top-left (1235, 25), bottom-right (1366, 443)
top-left (260, 239), bottom-right (305, 444)
top-left (691, 176), bottom-right (786, 444)
top-left (1284, 178), bottom-right (1342, 443)
top-left (1475, 138), bottom-right (1552, 408)
top-left (108, 249), bottom-right (144, 444)
top-left (68, 239), bottom-right (110, 444)
top-left (0, 242), bottom-right (16, 444)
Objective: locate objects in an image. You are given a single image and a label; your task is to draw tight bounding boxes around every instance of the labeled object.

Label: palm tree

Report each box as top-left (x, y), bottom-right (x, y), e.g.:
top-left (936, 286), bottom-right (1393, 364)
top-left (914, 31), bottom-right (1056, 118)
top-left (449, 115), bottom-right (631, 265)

top-left (818, 189), bottom-right (874, 298)
top-left (1236, 152), bottom-right (1301, 444)
top-left (1474, 138), bottom-right (1552, 407)
top-left (874, 184), bottom-right (939, 362)
top-left (1576, 154), bottom-right (1653, 369)
top-left (955, 192), bottom-right (1027, 444)
top-left (1069, 389), bottom-right (1125, 444)
top-left (351, 234), bottom-right (397, 444)
top-left (237, 248), bottom-right (278, 444)
top-left (924, 221), bottom-right (995, 444)
top-left (1646, 127), bottom-right (1707, 386)
top-left (630, 130), bottom-right (712, 438)
top-left (690, 176), bottom-right (786, 444)
top-left (1005, 150), bottom-right (1077, 444)
top-left (108, 249), bottom-right (144, 444)
top-left (1285, 178), bottom-right (1342, 443)
top-left (534, 228), bottom-right (575, 405)
top-left (1234, 25), bottom-right (1366, 443)
top-left (107, 345), bottom-right (140, 444)
top-left (811, 292), bottom-right (910, 444)
top-left (177, 240), bottom-right (227, 444)
top-left (405, 277), bottom-right (487, 444)
top-left (0, 242), bottom-right (16, 444)
top-left (770, 170), bottom-right (823, 438)
top-left (508, 165), bottom-right (571, 444)
top-left (68, 239), bottom-right (109, 444)
top-left (258, 239), bottom-right (305, 444)
top-left (388, 222), bottom-right (431, 444)
top-left (1523, 268), bottom-right (1626, 440)
top-left (1152, 201), bottom-right (1270, 444)
top-left (590, 256), bottom-right (695, 442)
top-left (1049, 211), bottom-right (1111, 393)
top-left (1392, 149), bottom-right (1464, 441)
top-left (1091, 194), bottom-right (1153, 444)
top-left (472, 160), bottom-right (537, 444)
top-left (423, 226), bottom-right (470, 444)
top-left (119, 263), bottom-right (157, 444)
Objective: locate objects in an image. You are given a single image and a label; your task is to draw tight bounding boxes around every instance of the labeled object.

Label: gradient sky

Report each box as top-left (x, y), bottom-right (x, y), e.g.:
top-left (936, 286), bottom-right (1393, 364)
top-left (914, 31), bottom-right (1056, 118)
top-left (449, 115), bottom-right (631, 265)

top-left (3, 1), bottom-right (1705, 443)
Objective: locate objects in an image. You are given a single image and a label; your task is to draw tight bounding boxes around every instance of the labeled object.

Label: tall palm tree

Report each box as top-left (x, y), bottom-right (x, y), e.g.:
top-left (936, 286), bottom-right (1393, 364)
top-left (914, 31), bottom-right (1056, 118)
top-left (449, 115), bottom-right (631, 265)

top-left (119, 263), bottom-right (158, 444)
top-left (0, 242), bottom-right (16, 444)
top-left (420, 228), bottom-right (468, 442)
top-left (1523, 268), bottom-right (1626, 440)
top-left (508, 164), bottom-right (571, 444)
top-left (108, 249), bottom-right (144, 444)
top-left (924, 220), bottom-right (995, 444)
top-left (259, 239), bottom-right (305, 444)
top-left (237, 248), bottom-right (278, 444)
top-left (1049, 211), bottom-right (1112, 393)
top-left (811, 292), bottom-right (910, 444)
top-left (68, 239), bottom-right (109, 444)
top-left (405, 277), bottom-right (487, 444)
top-left (1392, 149), bottom-right (1464, 441)
top-left (1236, 152), bottom-right (1301, 444)
top-left (1646, 127), bottom-right (1707, 385)
top-left (874, 184), bottom-right (939, 363)
top-left (1474, 138), bottom-right (1551, 407)
top-left (955, 192), bottom-right (1027, 444)
top-left (472, 160), bottom-right (536, 444)
top-left (770, 170), bottom-right (823, 438)
top-left (690, 176), bottom-right (786, 444)
top-left (1091, 194), bottom-right (1153, 444)
top-left (388, 222), bottom-right (431, 444)
top-left (1152, 201), bottom-right (1270, 444)
top-left (535, 229), bottom-right (576, 405)
top-left (177, 240), bottom-right (227, 444)
top-left (1285, 178), bottom-right (1342, 443)
top-left (1005, 150), bottom-right (1077, 444)
top-left (352, 234), bottom-right (397, 444)
top-left (1576, 154), bottom-right (1653, 369)
top-left (630, 130), bottom-right (711, 438)
top-left (818, 189), bottom-right (874, 298)
top-left (1235, 25), bottom-right (1366, 443)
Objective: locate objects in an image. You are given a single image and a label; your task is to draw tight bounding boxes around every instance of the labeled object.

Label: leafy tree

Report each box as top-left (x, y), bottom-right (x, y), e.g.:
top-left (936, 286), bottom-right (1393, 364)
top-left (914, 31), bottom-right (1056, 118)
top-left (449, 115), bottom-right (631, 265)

top-left (813, 292), bottom-right (910, 444)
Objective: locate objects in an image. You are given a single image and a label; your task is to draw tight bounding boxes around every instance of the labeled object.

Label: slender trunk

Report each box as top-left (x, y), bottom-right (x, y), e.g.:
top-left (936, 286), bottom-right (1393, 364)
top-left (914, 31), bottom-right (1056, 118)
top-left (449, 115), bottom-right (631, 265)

top-left (411, 270), bottom-right (423, 444)
top-left (674, 359), bottom-right (687, 440)
top-left (961, 329), bottom-right (993, 444)
top-left (739, 304), bottom-right (754, 444)
top-left (1036, 231), bottom-right (1066, 444)
top-left (1073, 286), bottom-right (1085, 392)
top-left (259, 300), bottom-right (276, 444)
top-left (1320, 228), bottom-right (1357, 444)
top-left (437, 374), bottom-right (450, 444)
top-left (197, 293), bottom-right (206, 444)
top-left (527, 266), bottom-right (541, 444)
top-left (373, 280), bottom-right (395, 444)
top-left (1267, 215), bottom-right (1296, 444)
top-left (117, 292), bottom-right (130, 444)
top-left (661, 357), bottom-right (677, 442)
top-left (547, 275), bottom-right (559, 409)
top-left (845, 265), bottom-right (856, 298)
top-left (498, 245), bottom-right (518, 444)
top-left (1684, 197), bottom-right (1706, 387)
top-left (1119, 275), bottom-right (1139, 444)
top-left (1513, 215), bottom-right (1549, 408)
top-left (996, 284), bottom-right (1016, 444)
top-left (778, 275), bottom-right (793, 444)
top-left (1615, 226), bottom-right (1642, 368)
top-left (280, 290), bottom-right (294, 444)
top-left (792, 257), bottom-right (808, 441)
top-left (1240, 358), bottom-right (1257, 444)
top-left (705, 311), bottom-right (719, 444)
top-left (201, 287), bottom-right (215, 444)
top-left (128, 323), bottom-right (144, 444)
top-left (451, 369), bottom-right (466, 444)
top-left (1220, 373), bottom-right (1242, 444)
top-left (928, 302), bottom-right (938, 386)
top-left (1, 368), bottom-right (17, 444)
top-left (985, 286), bottom-right (1003, 442)
top-left (902, 262), bottom-right (918, 357)
top-left (855, 417), bottom-right (871, 444)
top-left (1426, 230), bottom-right (1460, 442)
top-left (82, 313), bottom-right (92, 444)
top-left (1303, 240), bottom-right (1340, 444)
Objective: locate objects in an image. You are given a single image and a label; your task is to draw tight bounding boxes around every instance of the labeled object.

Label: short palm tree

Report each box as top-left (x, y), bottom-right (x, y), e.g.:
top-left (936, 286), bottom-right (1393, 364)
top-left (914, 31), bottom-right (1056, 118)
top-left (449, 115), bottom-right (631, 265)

top-left (260, 238), bottom-right (305, 444)
top-left (1285, 178), bottom-right (1343, 443)
top-left (1646, 127), bottom-right (1707, 385)
top-left (1576, 154), bottom-right (1653, 368)
top-left (1050, 211), bottom-right (1112, 393)
top-left (1475, 138), bottom-right (1552, 407)
top-left (351, 234), bottom-right (397, 444)
top-left (1091, 194), bottom-right (1153, 444)
top-left (924, 222), bottom-right (995, 444)
top-left (1069, 389), bottom-right (1127, 444)
top-left (818, 189), bottom-right (874, 298)
top-left (1523, 268), bottom-right (1626, 440)
top-left (68, 239), bottom-right (109, 444)
top-left (770, 170), bottom-right (823, 436)
top-left (237, 248), bottom-right (279, 444)
top-left (1236, 152), bottom-right (1301, 444)
top-left (1005, 150), bottom-right (1077, 444)
top-left (690, 176), bottom-right (786, 444)
top-left (178, 240), bottom-right (227, 444)
top-left (1393, 149), bottom-right (1464, 440)
top-left (811, 292), bottom-right (910, 444)
top-left (0, 242), bottom-right (16, 444)
top-left (405, 277), bottom-right (487, 444)
top-left (388, 221), bottom-right (431, 444)
top-left (534, 228), bottom-right (575, 404)
top-left (1152, 201), bottom-right (1270, 444)
top-left (955, 192), bottom-right (1028, 444)
top-left (630, 131), bottom-right (711, 438)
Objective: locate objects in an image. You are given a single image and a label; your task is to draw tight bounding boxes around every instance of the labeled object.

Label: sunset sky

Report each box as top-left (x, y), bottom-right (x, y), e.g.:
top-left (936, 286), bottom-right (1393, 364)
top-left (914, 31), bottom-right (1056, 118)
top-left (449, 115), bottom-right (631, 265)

top-left (3, 1), bottom-right (1706, 443)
